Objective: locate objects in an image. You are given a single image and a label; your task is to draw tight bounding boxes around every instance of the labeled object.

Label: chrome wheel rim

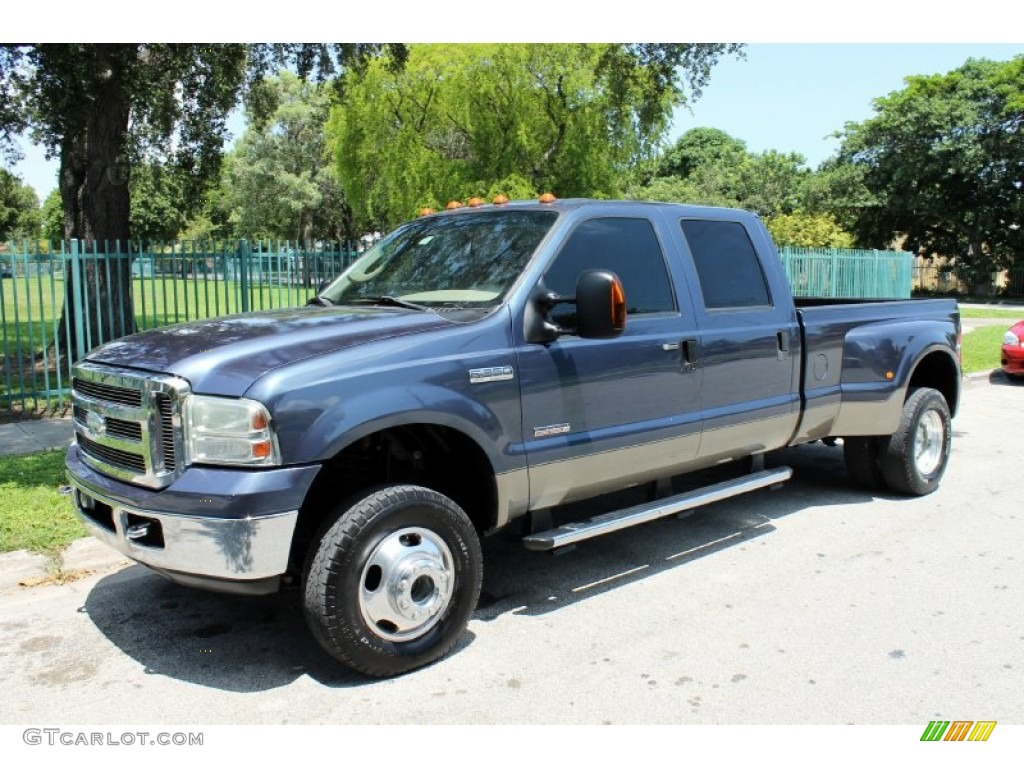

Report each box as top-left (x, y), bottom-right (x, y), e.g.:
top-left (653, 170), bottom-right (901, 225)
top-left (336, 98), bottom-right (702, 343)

top-left (358, 526), bottom-right (454, 642)
top-left (913, 410), bottom-right (945, 476)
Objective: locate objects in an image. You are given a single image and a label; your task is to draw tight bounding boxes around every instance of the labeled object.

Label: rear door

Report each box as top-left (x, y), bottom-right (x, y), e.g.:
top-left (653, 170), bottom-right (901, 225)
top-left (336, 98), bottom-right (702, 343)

top-left (671, 215), bottom-right (801, 462)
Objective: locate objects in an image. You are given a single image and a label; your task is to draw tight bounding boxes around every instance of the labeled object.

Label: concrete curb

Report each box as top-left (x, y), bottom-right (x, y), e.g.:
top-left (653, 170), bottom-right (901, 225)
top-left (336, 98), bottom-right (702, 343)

top-left (0, 538), bottom-right (129, 594)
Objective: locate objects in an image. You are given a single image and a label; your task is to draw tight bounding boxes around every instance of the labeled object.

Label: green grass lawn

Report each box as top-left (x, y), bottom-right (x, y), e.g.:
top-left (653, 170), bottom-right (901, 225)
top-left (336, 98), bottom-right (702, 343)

top-left (0, 449), bottom-right (84, 554)
top-left (959, 307), bottom-right (1024, 319)
top-left (960, 325), bottom-right (1008, 375)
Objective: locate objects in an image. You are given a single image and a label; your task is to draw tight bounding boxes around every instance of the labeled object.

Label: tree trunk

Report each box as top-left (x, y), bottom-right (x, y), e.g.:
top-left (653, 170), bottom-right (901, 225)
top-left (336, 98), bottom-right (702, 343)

top-left (58, 44), bottom-right (137, 361)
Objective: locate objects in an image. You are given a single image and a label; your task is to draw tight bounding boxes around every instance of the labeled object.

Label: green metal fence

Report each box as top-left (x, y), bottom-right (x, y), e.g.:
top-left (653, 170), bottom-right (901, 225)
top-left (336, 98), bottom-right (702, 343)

top-left (778, 247), bottom-right (912, 300)
top-left (1, 241), bottom-right (912, 414)
top-left (1, 239), bottom-right (359, 412)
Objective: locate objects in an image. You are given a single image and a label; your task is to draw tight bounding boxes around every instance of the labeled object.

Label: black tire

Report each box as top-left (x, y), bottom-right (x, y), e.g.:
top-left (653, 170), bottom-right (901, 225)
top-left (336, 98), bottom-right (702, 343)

top-left (878, 387), bottom-right (952, 496)
top-left (303, 484), bottom-right (482, 677)
top-left (843, 436), bottom-right (885, 490)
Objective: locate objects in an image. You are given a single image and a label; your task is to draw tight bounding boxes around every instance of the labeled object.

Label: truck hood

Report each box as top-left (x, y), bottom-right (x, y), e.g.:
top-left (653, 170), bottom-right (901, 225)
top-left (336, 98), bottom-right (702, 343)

top-left (85, 306), bottom-right (452, 396)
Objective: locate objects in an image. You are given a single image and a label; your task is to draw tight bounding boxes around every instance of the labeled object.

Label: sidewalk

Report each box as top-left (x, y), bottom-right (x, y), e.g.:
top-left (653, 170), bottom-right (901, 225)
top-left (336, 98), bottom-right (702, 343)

top-left (0, 417), bottom-right (74, 456)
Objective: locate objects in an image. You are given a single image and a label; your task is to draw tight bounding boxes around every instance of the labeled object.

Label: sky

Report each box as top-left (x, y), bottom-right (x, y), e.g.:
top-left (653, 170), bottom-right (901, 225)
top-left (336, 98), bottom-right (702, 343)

top-left (669, 43), bottom-right (1024, 167)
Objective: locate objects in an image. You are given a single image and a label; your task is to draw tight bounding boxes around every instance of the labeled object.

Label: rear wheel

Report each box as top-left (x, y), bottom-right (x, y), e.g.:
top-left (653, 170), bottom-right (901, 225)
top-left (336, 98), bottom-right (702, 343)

top-left (303, 484), bottom-right (482, 677)
top-left (878, 387), bottom-right (952, 496)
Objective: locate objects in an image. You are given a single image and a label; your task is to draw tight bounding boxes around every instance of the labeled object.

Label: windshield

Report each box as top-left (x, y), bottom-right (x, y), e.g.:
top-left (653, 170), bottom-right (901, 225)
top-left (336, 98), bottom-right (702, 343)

top-left (320, 210), bottom-right (558, 309)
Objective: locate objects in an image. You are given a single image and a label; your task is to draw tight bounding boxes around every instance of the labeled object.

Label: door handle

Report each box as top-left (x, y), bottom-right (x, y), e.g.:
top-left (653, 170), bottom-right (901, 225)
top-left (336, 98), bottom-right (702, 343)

top-left (777, 330), bottom-right (790, 359)
top-left (682, 338), bottom-right (698, 372)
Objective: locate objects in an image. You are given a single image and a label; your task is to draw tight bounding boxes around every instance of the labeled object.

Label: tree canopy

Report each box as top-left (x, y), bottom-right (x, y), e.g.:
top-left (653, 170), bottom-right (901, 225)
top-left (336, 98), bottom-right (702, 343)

top-left (836, 55), bottom-right (1024, 268)
top-left (630, 127), bottom-right (819, 235)
top-left (221, 71), bottom-right (352, 243)
top-left (328, 43), bottom-right (742, 229)
top-left (0, 168), bottom-right (40, 240)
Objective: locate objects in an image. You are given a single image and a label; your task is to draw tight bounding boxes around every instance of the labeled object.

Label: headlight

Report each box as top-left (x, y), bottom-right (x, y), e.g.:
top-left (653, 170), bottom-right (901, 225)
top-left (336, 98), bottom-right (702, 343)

top-left (183, 395), bottom-right (280, 466)
top-left (1003, 331), bottom-right (1023, 347)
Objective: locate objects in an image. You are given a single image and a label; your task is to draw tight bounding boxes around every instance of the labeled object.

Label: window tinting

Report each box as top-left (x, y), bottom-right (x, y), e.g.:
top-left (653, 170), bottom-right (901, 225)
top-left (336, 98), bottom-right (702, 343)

top-left (544, 217), bottom-right (674, 323)
top-left (680, 219), bottom-right (771, 309)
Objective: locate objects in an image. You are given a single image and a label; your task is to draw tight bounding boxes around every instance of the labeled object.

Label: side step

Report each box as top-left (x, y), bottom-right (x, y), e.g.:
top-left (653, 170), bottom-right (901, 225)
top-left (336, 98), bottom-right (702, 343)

top-left (522, 467), bottom-right (792, 552)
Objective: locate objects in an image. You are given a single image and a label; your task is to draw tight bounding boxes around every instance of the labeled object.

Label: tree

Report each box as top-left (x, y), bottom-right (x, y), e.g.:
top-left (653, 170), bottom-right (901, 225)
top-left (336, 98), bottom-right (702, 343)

top-left (630, 128), bottom-right (811, 218)
top-left (41, 188), bottom-right (63, 242)
top-left (130, 163), bottom-right (189, 242)
top-left (221, 71), bottom-right (353, 243)
top-left (654, 126), bottom-right (749, 181)
top-left (738, 149), bottom-right (810, 218)
top-left (328, 44), bottom-right (742, 230)
top-left (836, 56), bottom-right (1024, 268)
top-left (799, 158), bottom-right (875, 239)
top-left (0, 43), bottom-right (401, 357)
top-left (765, 212), bottom-right (855, 249)
top-left (0, 168), bottom-right (40, 240)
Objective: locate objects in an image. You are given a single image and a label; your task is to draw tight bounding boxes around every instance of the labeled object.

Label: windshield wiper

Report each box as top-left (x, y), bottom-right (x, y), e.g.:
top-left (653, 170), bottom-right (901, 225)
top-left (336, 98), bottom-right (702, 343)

top-left (306, 295), bottom-right (334, 307)
top-left (346, 295), bottom-right (429, 312)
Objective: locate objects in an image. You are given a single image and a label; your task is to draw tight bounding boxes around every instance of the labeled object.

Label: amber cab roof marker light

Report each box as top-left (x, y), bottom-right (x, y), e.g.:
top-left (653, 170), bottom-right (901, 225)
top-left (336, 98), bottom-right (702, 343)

top-left (492, 194), bottom-right (509, 205)
top-left (539, 192), bottom-right (557, 203)
top-left (446, 200), bottom-right (463, 210)
top-left (418, 207), bottom-right (435, 217)
top-left (467, 197), bottom-right (485, 207)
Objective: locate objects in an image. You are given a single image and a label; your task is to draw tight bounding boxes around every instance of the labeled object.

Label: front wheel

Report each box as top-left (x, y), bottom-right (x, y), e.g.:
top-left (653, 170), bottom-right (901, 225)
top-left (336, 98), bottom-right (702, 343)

top-left (303, 484), bottom-right (483, 677)
top-left (878, 387), bottom-right (952, 496)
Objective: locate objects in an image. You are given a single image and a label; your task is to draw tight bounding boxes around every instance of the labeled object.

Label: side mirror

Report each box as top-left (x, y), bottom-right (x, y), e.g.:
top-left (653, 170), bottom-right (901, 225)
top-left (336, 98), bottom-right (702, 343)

top-left (524, 269), bottom-right (627, 343)
top-left (575, 269), bottom-right (626, 339)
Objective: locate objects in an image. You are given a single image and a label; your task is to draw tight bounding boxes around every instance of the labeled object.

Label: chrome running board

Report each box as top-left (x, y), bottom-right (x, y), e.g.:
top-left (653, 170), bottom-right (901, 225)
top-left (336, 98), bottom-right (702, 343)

top-left (522, 467), bottom-right (792, 552)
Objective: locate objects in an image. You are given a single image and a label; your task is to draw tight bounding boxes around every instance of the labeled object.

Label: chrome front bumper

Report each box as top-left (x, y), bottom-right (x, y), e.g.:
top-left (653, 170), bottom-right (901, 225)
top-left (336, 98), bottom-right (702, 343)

top-left (68, 472), bottom-right (298, 595)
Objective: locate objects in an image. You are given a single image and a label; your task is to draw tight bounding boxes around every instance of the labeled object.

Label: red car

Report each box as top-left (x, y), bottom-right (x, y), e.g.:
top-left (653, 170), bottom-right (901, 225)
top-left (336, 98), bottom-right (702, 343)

top-left (1002, 321), bottom-right (1024, 380)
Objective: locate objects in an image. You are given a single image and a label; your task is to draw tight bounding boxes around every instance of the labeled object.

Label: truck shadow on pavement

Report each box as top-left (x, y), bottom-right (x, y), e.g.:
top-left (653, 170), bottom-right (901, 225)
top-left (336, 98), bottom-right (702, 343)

top-left (82, 566), bottom-right (387, 690)
top-left (476, 441), bottom-right (879, 620)
top-left (82, 441), bottom-right (887, 692)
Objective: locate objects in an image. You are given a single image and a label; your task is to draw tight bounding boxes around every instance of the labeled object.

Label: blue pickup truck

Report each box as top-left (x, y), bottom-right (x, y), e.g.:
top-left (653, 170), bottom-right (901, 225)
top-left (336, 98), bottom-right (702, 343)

top-left (66, 199), bottom-right (961, 676)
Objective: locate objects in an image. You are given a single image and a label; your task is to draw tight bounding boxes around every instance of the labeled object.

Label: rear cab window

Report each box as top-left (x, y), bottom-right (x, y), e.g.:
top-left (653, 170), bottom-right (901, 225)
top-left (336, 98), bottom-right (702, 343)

top-left (680, 219), bottom-right (772, 310)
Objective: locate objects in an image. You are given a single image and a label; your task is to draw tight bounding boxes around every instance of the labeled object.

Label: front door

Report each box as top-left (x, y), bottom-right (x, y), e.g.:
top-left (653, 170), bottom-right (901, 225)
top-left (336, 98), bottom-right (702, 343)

top-left (515, 215), bottom-right (702, 509)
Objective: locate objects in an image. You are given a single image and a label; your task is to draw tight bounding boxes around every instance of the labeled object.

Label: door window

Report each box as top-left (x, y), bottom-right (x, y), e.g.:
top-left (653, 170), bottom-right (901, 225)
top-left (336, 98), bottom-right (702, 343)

top-left (543, 217), bottom-right (675, 325)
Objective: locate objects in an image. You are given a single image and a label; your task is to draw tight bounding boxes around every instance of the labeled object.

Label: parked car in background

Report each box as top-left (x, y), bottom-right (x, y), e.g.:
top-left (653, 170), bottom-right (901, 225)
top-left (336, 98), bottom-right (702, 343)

top-left (0, 263), bottom-right (13, 278)
top-left (1002, 321), bottom-right (1024, 380)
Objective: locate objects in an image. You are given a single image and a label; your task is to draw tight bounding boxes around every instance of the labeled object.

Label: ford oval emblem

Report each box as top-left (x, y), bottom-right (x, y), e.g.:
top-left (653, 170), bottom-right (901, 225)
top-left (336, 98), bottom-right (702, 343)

top-left (86, 410), bottom-right (106, 436)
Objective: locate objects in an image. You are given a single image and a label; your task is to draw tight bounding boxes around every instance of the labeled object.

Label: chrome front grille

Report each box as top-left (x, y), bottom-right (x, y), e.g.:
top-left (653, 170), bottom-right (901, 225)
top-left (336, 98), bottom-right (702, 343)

top-left (73, 405), bottom-right (143, 442)
top-left (71, 362), bottom-right (190, 489)
top-left (71, 377), bottom-right (143, 407)
top-left (155, 394), bottom-right (176, 472)
top-left (77, 434), bottom-right (148, 473)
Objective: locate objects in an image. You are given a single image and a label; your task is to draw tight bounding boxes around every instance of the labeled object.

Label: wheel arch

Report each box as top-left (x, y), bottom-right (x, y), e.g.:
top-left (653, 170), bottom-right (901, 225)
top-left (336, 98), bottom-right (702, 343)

top-left (291, 420), bottom-right (503, 573)
top-left (905, 346), bottom-right (961, 416)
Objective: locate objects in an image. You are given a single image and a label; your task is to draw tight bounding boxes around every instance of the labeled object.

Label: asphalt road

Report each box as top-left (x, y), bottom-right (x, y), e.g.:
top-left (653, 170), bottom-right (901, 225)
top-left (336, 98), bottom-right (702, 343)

top-left (2, 375), bottom-right (1022, 726)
